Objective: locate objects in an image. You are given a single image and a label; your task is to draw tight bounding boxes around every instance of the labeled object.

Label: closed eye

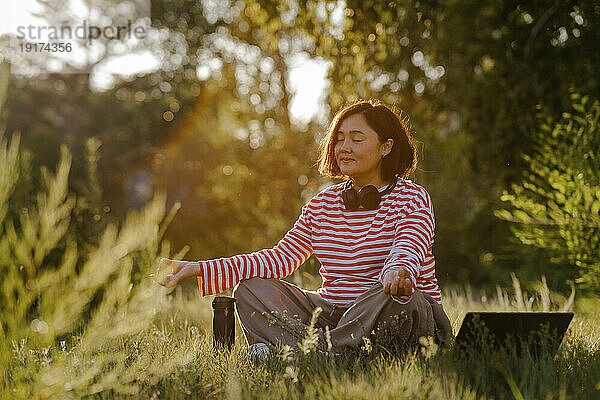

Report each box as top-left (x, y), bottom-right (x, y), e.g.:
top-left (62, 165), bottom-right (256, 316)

top-left (335, 137), bottom-right (362, 143)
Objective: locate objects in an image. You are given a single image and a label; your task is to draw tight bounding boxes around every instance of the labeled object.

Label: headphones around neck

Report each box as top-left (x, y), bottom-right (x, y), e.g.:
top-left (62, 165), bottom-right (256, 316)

top-left (341, 175), bottom-right (398, 210)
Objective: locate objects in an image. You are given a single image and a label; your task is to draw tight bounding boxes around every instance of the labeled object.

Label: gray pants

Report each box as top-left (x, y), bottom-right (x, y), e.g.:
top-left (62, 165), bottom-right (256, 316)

top-left (233, 277), bottom-right (452, 353)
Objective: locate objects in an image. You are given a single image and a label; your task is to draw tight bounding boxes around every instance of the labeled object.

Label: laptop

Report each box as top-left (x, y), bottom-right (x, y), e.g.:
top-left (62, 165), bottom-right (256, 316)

top-left (455, 312), bottom-right (574, 358)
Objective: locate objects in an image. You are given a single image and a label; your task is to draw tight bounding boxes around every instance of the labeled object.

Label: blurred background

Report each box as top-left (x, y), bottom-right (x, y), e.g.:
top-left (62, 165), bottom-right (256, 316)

top-left (1, 0), bottom-right (598, 297)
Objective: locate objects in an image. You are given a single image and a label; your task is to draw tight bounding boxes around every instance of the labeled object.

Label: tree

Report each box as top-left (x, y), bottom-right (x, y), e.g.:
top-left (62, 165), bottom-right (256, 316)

top-left (5, 0), bottom-right (600, 290)
top-left (297, 0), bottom-right (600, 287)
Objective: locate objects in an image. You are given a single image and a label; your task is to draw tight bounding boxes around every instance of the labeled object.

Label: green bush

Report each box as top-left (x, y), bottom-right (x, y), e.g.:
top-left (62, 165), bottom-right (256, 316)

top-left (0, 128), bottom-right (187, 396)
top-left (495, 93), bottom-right (600, 292)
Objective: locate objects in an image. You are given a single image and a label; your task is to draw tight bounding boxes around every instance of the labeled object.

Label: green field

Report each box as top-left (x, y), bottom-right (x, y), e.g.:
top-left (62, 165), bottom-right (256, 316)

top-left (5, 272), bottom-right (599, 399)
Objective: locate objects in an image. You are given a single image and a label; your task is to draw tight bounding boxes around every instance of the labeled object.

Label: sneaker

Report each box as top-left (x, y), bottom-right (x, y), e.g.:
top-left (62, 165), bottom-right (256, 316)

top-left (247, 342), bottom-right (271, 363)
top-left (317, 349), bottom-right (341, 357)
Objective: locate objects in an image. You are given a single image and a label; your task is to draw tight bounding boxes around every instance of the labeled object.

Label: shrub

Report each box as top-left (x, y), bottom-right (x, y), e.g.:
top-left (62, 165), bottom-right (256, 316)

top-left (495, 93), bottom-right (600, 292)
top-left (0, 110), bottom-right (188, 397)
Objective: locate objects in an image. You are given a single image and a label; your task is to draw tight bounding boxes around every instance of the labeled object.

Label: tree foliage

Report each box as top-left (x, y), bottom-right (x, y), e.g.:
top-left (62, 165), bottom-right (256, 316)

top-left (301, 0), bottom-right (600, 286)
top-left (2, 0), bottom-right (600, 291)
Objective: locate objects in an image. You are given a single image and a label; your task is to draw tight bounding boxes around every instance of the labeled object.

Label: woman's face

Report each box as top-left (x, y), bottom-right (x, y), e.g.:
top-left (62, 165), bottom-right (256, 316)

top-left (334, 113), bottom-right (393, 183)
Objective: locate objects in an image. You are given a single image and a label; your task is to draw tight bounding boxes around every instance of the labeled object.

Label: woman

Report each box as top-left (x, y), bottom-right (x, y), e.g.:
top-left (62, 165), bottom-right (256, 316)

top-left (154, 99), bottom-right (452, 357)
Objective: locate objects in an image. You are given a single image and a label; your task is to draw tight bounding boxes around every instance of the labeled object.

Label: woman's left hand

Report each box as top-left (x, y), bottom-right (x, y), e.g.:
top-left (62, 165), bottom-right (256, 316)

top-left (382, 267), bottom-right (413, 296)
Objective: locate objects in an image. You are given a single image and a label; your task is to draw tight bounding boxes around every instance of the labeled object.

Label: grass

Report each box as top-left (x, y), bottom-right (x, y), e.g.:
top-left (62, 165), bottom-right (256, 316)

top-left (6, 275), bottom-right (599, 400)
top-left (0, 131), bottom-right (598, 399)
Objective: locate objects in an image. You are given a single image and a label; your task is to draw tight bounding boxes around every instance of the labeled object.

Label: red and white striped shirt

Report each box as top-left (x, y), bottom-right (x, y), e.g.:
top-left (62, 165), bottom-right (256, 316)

top-left (196, 178), bottom-right (442, 306)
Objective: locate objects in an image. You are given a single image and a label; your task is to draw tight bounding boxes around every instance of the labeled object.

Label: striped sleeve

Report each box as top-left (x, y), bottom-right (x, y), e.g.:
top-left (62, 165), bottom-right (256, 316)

top-left (196, 202), bottom-right (314, 296)
top-left (378, 190), bottom-right (435, 304)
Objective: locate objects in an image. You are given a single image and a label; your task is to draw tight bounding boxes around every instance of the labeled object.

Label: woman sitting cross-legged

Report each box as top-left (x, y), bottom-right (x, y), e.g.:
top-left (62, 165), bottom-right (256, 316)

top-left (154, 99), bottom-right (452, 358)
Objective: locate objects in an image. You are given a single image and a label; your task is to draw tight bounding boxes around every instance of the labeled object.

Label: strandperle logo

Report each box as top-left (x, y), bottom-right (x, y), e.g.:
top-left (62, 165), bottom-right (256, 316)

top-left (16, 20), bottom-right (148, 45)
top-left (0, 0), bottom-right (151, 74)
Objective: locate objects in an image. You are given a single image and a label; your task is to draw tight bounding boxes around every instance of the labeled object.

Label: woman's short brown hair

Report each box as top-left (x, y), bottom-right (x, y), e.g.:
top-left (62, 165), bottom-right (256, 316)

top-left (317, 99), bottom-right (417, 182)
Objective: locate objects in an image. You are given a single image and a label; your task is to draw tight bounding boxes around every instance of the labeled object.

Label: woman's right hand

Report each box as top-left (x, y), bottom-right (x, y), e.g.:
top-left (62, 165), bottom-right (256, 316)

top-left (150, 258), bottom-right (201, 288)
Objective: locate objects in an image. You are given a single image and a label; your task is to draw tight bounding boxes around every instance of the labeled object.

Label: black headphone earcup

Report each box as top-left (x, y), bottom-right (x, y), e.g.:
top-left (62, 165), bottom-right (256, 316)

top-left (359, 186), bottom-right (381, 210)
top-left (342, 188), bottom-right (360, 210)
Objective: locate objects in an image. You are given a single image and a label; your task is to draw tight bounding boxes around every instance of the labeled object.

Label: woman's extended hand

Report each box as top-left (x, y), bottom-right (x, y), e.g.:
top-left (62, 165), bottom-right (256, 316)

top-left (150, 258), bottom-right (201, 288)
top-left (382, 267), bottom-right (413, 297)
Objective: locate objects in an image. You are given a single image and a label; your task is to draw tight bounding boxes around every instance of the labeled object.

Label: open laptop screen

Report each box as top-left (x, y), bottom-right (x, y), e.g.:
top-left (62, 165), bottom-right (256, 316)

top-left (455, 312), bottom-right (574, 357)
